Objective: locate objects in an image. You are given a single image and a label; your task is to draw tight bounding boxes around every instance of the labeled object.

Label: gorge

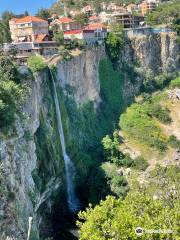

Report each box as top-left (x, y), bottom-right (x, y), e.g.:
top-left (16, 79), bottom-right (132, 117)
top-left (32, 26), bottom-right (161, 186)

top-left (0, 31), bottom-right (179, 240)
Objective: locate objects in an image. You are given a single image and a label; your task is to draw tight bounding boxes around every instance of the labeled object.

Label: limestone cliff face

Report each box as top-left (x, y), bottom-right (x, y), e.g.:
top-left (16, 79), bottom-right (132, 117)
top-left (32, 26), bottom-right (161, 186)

top-left (55, 46), bottom-right (106, 105)
top-left (128, 32), bottom-right (179, 73)
top-left (120, 32), bottom-right (179, 105)
top-left (0, 32), bottom-right (179, 240)
top-left (0, 73), bottom-right (44, 239)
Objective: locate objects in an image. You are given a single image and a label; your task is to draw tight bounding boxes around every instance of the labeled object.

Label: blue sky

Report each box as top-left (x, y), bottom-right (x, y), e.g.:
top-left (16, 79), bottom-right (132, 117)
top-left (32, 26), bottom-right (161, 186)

top-left (0, 0), bottom-right (56, 15)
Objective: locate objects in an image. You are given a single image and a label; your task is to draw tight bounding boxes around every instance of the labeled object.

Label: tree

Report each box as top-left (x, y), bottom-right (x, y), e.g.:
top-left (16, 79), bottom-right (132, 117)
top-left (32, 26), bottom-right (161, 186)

top-left (146, 0), bottom-right (180, 26)
top-left (36, 8), bottom-right (50, 21)
top-left (0, 11), bottom-right (14, 44)
top-left (172, 17), bottom-right (180, 35)
top-left (27, 55), bottom-right (47, 73)
top-left (74, 13), bottom-right (88, 25)
top-left (77, 168), bottom-right (180, 240)
top-left (24, 10), bottom-right (29, 16)
top-left (0, 52), bottom-right (26, 128)
top-left (53, 31), bottom-right (64, 45)
top-left (106, 24), bottom-right (125, 61)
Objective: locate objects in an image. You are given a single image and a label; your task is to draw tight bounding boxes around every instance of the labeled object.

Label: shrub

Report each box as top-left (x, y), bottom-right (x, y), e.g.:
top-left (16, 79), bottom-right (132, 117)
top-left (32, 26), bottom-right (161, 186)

top-left (146, 103), bottom-right (171, 124)
top-left (0, 81), bottom-right (26, 127)
top-left (168, 135), bottom-right (180, 149)
top-left (133, 156), bottom-right (149, 171)
top-left (170, 76), bottom-right (180, 88)
top-left (27, 55), bottom-right (47, 73)
top-left (120, 103), bottom-right (167, 152)
top-left (121, 154), bottom-right (134, 167)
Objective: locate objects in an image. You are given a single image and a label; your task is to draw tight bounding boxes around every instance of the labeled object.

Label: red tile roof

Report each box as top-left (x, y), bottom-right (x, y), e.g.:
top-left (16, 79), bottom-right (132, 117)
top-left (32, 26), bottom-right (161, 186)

top-left (58, 17), bottom-right (73, 23)
top-left (64, 29), bottom-right (94, 35)
top-left (64, 30), bottom-right (82, 34)
top-left (11, 16), bottom-right (47, 23)
top-left (86, 23), bottom-right (107, 30)
top-left (89, 15), bottom-right (98, 20)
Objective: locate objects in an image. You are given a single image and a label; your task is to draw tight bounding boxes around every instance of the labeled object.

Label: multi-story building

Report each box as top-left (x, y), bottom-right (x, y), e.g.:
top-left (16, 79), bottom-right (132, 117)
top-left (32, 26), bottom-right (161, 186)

top-left (99, 12), bottom-right (144, 28)
top-left (140, 0), bottom-right (156, 16)
top-left (126, 4), bottom-right (139, 13)
top-left (81, 5), bottom-right (95, 17)
top-left (9, 16), bottom-right (49, 42)
top-left (51, 17), bottom-right (82, 31)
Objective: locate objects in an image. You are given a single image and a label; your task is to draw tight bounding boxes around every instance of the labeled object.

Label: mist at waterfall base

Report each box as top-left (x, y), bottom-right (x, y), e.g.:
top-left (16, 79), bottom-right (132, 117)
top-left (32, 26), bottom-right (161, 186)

top-left (51, 70), bottom-right (81, 213)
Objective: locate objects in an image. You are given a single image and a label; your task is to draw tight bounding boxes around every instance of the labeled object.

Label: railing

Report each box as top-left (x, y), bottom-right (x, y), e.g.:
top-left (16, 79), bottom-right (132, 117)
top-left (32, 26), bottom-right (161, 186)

top-left (124, 27), bottom-right (174, 36)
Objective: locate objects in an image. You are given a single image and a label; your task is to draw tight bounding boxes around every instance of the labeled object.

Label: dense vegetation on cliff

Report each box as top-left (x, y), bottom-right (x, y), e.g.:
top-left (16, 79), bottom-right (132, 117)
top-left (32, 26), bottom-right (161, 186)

top-left (77, 72), bottom-right (180, 239)
top-left (77, 165), bottom-right (180, 240)
top-left (0, 51), bottom-right (26, 128)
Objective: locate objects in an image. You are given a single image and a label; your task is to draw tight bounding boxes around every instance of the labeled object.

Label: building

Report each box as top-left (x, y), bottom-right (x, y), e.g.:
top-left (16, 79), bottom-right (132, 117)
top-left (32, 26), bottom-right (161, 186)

top-left (69, 9), bottom-right (81, 17)
top-left (106, 2), bottom-right (126, 12)
top-left (4, 41), bottom-right (58, 60)
top-left (81, 5), bottom-right (95, 17)
top-left (99, 12), bottom-right (111, 24)
top-left (64, 25), bottom-right (107, 44)
top-left (64, 29), bottom-right (95, 44)
top-left (126, 4), bottom-right (139, 13)
top-left (9, 16), bottom-right (49, 42)
top-left (140, 0), bottom-right (156, 16)
top-left (85, 23), bottom-right (107, 39)
top-left (111, 12), bottom-right (144, 28)
top-left (51, 17), bottom-right (82, 31)
top-left (89, 15), bottom-right (100, 24)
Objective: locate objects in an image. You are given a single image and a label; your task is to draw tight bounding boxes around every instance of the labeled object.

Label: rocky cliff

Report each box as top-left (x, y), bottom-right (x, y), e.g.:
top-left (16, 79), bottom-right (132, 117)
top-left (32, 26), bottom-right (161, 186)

top-left (0, 32), bottom-right (179, 240)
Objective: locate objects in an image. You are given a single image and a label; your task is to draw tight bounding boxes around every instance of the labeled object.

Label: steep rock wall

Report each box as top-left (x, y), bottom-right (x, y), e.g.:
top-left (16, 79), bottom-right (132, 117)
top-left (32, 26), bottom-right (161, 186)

top-left (0, 72), bottom-right (44, 239)
top-left (0, 32), bottom-right (179, 240)
top-left (55, 46), bottom-right (106, 105)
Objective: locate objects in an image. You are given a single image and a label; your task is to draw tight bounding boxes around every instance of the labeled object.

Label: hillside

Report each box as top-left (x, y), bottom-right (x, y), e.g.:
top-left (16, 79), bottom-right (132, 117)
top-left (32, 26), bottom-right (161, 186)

top-left (78, 76), bottom-right (180, 240)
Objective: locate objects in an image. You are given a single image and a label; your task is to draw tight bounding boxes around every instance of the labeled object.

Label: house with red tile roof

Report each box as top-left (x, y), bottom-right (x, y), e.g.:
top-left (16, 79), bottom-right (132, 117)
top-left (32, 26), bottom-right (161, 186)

top-left (9, 16), bottom-right (49, 42)
top-left (64, 22), bottom-right (107, 44)
top-left (51, 17), bottom-right (82, 31)
top-left (64, 29), bottom-right (95, 44)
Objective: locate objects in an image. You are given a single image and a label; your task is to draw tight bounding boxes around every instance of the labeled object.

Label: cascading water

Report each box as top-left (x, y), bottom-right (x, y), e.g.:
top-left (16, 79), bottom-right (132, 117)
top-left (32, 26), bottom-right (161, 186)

top-left (50, 70), bottom-right (80, 212)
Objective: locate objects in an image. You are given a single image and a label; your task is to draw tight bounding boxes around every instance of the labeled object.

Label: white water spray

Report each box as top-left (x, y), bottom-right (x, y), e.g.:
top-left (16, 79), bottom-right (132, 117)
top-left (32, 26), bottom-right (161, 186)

top-left (50, 70), bottom-right (80, 212)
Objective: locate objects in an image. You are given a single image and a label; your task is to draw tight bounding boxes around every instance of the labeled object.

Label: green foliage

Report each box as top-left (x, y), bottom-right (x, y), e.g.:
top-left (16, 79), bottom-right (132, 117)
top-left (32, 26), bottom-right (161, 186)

top-left (78, 192), bottom-right (179, 240)
top-left (99, 58), bottom-right (124, 113)
top-left (36, 8), bottom-right (50, 20)
top-left (168, 135), bottom-right (180, 149)
top-left (0, 53), bottom-right (26, 128)
top-left (106, 24), bottom-right (125, 61)
top-left (143, 71), bottom-right (176, 92)
top-left (77, 165), bottom-right (180, 240)
top-left (0, 81), bottom-right (25, 127)
top-left (27, 55), bottom-right (47, 73)
top-left (146, 0), bottom-right (180, 26)
top-left (170, 75), bottom-right (180, 88)
top-left (133, 156), bottom-right (149, 171)
top-left (0, 11), bottom-right (14, 44)
top-left (0, 52), bottom-right (20, 83)
top-left (145, 102), bottom-right (171, 124)
top-left (74, 13), bottom-right (88, 25)
top-left (102, 133), bottom-right (149, 170)
top-left (102, 162), bottom-right (129, 197)
top-left (120, 102), bottom-right (167, 151)
top-left (172, 17), bottom-right (180, 35)
top-left (53, 31), bottom-right (64, 45)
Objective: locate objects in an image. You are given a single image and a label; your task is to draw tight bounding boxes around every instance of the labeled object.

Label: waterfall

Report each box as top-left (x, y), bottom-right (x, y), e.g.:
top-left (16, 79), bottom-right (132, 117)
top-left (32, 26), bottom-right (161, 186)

top-left (50, 70), bottom-right (80, 212)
